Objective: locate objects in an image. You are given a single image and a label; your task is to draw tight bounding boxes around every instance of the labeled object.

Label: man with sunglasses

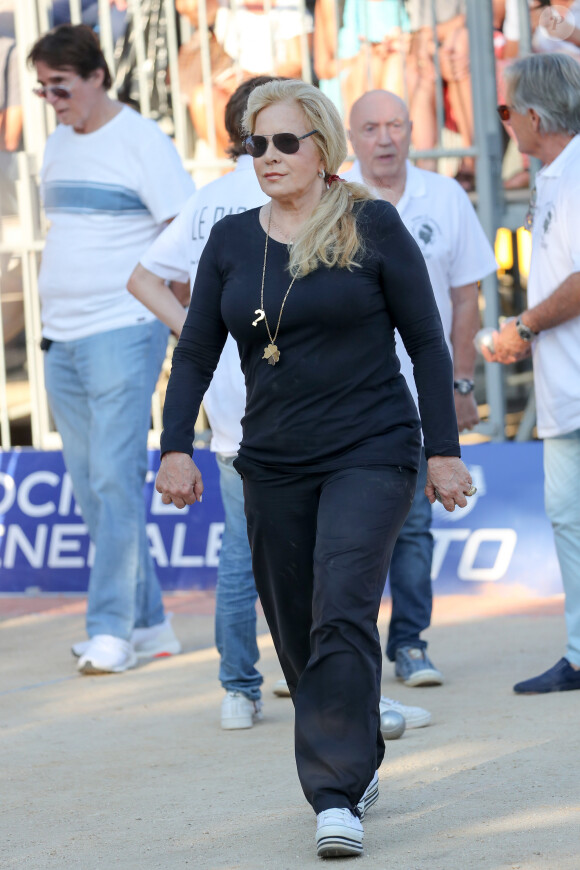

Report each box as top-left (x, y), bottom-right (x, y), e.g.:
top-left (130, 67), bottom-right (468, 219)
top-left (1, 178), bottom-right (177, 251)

top-left (28, 24), bottom-right (194, 675)
top-left (489, 53), bottom-right (580, 695)
top-left (345, 89), bottom-right (497, 690)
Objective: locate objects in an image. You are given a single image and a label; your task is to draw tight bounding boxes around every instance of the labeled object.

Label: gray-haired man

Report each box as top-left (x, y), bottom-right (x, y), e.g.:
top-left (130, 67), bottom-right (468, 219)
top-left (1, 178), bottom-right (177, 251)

top-left (489, 53), bottom-right (580, 694)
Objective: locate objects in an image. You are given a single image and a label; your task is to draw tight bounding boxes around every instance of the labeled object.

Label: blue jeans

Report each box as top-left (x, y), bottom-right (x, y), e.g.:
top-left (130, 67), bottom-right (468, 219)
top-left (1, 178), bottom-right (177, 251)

top-left (544, 429), bottom-right (580, 667)
top-left (386, 449), bottom-right (431, 661)
top-left (44, 321), bottom-right (169, 640)
top-left (215, 453), bottom-right (262, 701)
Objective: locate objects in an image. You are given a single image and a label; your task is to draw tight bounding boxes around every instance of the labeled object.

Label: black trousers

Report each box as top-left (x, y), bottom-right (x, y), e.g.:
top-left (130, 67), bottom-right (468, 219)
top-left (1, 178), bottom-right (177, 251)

top-left (236, 460), bottom-right (417, 814)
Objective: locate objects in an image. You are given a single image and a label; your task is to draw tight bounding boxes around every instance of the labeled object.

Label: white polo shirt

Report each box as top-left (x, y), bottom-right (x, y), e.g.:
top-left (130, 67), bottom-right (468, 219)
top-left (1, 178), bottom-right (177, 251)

top-left (140, 155), bottom-right (268, 455)
top-left (527, 135), bottom-right (580, 438)
top-left (345, 160), bottom-right (497, 406)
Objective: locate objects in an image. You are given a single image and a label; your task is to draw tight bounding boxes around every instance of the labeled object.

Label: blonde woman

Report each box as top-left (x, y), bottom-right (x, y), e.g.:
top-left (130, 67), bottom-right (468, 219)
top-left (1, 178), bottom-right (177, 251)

top-left (156, 79), bottom-right (473, 859)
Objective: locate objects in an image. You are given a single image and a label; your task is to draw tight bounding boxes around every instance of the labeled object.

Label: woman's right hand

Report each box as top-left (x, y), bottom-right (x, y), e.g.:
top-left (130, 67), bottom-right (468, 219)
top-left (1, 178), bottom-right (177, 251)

top-left (156, 452), bottom-right (204, 509)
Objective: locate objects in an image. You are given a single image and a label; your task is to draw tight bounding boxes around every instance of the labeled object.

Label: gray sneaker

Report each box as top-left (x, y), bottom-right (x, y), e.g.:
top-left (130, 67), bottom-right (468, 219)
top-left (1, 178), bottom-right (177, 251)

top-left (395, 646), bottom-right (443, 687)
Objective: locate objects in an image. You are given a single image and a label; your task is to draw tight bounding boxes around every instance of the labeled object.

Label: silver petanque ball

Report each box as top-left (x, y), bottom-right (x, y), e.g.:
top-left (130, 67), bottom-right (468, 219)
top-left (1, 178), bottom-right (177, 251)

top-left (380, 710), bottom-right (406, 740)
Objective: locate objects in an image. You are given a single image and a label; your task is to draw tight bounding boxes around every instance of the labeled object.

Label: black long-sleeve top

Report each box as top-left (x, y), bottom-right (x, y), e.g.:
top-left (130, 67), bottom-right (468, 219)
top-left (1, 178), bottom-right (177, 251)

top-left (161, 200), bottom-right (460, 472)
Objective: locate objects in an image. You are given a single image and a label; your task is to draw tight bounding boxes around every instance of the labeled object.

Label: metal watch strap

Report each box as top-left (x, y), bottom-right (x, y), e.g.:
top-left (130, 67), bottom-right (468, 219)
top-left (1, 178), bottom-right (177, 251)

top-left (515, 316), bottom-right (538, 342)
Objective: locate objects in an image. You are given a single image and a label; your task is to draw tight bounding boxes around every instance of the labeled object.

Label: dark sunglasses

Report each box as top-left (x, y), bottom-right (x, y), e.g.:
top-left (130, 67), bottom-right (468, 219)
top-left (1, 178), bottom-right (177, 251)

top-left (497, 104), bottom-right (511, 122)
top-left (244, 129), bottom-right (318, 158)
top-left (33, 82), bottom-right (75, 100)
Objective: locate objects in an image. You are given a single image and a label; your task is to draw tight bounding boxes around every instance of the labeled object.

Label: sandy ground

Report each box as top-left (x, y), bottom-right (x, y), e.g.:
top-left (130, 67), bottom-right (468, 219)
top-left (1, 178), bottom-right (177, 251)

top-left (1, 590), bottom-right (579, 870)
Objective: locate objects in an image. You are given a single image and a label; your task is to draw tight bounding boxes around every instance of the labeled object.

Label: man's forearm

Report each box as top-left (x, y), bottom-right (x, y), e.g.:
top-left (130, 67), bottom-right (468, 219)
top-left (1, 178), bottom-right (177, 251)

top-left (450, 282), bottom-right (479, 378)
top-left (127, 263), bottom-right (188, 336)
top-left (522, 272), bottom-right (580, 334)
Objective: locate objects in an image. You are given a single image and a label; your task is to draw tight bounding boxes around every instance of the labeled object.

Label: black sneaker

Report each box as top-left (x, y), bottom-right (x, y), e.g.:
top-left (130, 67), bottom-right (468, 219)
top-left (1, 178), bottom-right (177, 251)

top-left (513, 658), bottom-right (580, 694)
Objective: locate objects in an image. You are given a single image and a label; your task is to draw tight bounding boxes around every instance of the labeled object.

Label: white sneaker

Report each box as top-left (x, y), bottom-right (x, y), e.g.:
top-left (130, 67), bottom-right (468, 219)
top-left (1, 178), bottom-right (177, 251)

top-left (272, 677), bottom-right (291, 697)
top-left (356, 770), bottom-right (379, 820)
top-left (77, 635), bottom-right (137, 674)
top-left (316, 808), bottom-right (364, 858)
top-left (221, 691), bottom-right (263, 730)
top-left (72, 614), bottom-right (181, 660)
top-left (131, 614), bottom-right (182, 659)
top-left (379, 695), bottom-right (432, 729)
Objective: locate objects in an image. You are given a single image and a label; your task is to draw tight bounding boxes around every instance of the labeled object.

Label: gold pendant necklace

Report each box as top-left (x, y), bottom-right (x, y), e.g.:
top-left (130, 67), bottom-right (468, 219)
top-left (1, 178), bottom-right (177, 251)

top-left (251, 205), bottom-right (297, 366)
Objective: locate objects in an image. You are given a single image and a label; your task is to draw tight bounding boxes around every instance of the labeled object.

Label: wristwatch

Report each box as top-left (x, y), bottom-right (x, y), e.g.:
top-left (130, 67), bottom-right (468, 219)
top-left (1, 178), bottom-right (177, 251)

top-left (454, 378), bottom-right (475, 395)
top-left (515, 316), bottom-right (538, 342)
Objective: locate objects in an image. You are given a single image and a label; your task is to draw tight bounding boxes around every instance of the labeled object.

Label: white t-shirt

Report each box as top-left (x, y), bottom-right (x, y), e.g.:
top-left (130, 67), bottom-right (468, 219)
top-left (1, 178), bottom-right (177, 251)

top-left (215, 0), bottom-right (313, 74)
top-left (344, 160), bottom-right (497, 406)
top-left (527, 135), bottom-right (580, 438)
top-left (140, 155), bottom-right (269, 454)
top-left (39, 106), bottom-right (194, 341)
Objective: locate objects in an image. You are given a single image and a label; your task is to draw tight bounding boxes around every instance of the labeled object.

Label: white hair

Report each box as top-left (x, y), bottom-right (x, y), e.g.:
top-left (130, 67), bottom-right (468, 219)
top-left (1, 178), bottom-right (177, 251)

top-left (505, 53), bottom-right (580, 135)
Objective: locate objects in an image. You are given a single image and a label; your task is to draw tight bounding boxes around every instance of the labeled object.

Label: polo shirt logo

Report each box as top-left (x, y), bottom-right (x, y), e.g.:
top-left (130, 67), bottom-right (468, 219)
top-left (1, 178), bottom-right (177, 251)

top-left (539, 201), bottom-right (556, 249)
top-left (410, 216), bottom-right (442, 258)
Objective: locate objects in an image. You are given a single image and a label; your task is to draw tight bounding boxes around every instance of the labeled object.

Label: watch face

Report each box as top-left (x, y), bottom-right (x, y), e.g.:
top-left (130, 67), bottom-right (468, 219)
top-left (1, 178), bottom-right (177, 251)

top-left (516, 319), bottom-right (534, 341)
top-left (455, 380), bottom-right (474, 395)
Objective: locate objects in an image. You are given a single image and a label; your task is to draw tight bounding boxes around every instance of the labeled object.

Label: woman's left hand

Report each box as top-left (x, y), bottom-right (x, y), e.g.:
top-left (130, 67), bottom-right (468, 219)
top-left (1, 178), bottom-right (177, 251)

top-left (425, 456), bottom-right (474, 512)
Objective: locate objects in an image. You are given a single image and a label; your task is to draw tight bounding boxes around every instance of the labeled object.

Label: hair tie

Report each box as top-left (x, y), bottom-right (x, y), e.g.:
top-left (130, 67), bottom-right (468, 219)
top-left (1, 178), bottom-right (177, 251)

top-left (326, 174), bottom-right (343, 186)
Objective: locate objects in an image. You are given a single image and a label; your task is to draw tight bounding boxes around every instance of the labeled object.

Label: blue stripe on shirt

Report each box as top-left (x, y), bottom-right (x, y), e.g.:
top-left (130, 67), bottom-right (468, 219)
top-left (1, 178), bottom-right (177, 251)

top-left (43, 181), bottom-right (149, 215)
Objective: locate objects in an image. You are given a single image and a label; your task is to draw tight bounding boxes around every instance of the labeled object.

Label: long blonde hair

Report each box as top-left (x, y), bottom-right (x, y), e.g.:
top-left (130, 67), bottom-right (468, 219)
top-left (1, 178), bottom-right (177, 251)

top-left (242, 79), bottom-right (373, 279)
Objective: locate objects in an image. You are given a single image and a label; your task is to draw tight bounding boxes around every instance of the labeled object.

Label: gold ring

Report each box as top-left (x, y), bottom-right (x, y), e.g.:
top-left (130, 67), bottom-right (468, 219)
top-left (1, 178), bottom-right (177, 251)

top-left (466, 485), bottom-right (477, 497)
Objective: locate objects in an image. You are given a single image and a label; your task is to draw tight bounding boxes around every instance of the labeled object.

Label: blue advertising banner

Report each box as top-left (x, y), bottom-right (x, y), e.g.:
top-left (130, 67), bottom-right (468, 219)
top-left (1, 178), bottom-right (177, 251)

top-left (0, 443), bottom-right (561, 596)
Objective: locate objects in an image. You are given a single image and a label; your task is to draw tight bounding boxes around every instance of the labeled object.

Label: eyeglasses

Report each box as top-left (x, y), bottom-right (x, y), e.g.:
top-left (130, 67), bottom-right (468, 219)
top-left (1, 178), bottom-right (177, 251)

top-left (33, 79), bottom-right (77, 100)
top-left (244, 130), bottom-right (318, 158)
top-left (497, 104), bottom-right (512, 122)
top-left (525, 184), bottom-right (537, 231)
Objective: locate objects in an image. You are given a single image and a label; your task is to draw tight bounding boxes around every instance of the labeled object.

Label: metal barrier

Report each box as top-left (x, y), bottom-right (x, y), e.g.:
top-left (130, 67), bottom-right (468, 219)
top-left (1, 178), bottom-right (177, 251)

top-left (1, 0), bottom-right (533, 449)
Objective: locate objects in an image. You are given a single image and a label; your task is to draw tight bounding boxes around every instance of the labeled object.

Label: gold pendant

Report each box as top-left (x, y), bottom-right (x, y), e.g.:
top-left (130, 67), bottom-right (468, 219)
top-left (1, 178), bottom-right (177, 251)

top-left (263, 343), bottom-right (280, 366)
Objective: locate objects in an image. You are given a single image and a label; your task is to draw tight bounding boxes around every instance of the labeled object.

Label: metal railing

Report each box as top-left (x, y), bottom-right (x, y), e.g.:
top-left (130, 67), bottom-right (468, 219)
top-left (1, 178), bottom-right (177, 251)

top-left (1, 0), bottom-right (533, 449)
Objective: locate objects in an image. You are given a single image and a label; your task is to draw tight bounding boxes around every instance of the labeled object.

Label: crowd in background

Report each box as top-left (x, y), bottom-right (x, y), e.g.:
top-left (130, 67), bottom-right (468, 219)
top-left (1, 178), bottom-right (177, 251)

top-left (3, 0), bottom-right (580, 183)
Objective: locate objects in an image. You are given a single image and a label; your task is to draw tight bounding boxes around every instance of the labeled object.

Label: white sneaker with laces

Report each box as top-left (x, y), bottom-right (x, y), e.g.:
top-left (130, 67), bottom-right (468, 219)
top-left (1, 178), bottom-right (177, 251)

top-left (77, 635), bottom-right (137, 674)
top-left (272, 677), bottom-right (291, 697)
top-left (379, 695), bottom-right (432, 729)
top-left (221, 691), bottom-right (263, 730)
top-left (72, 614), bottom-right (181, 660)
top-left (356, 770), bottom-right (379, 819)
top-left (316, 808), bottom-right (364, 858)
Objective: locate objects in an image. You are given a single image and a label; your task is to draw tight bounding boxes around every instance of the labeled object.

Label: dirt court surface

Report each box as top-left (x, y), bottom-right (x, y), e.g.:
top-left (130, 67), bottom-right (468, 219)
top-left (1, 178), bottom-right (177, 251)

top-left (1, 589), bottom-right (579, 870)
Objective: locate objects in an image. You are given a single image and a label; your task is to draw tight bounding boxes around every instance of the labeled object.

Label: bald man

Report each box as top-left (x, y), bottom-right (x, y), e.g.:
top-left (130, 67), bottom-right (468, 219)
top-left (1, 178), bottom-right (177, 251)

top-left (345, 90), bottom-right (497, 687)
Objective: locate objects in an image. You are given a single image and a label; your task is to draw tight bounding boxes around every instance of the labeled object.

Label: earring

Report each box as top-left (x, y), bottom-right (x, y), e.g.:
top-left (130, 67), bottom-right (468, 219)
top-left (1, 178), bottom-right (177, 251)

top-left (318, 170), bottom-right (325, 178)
